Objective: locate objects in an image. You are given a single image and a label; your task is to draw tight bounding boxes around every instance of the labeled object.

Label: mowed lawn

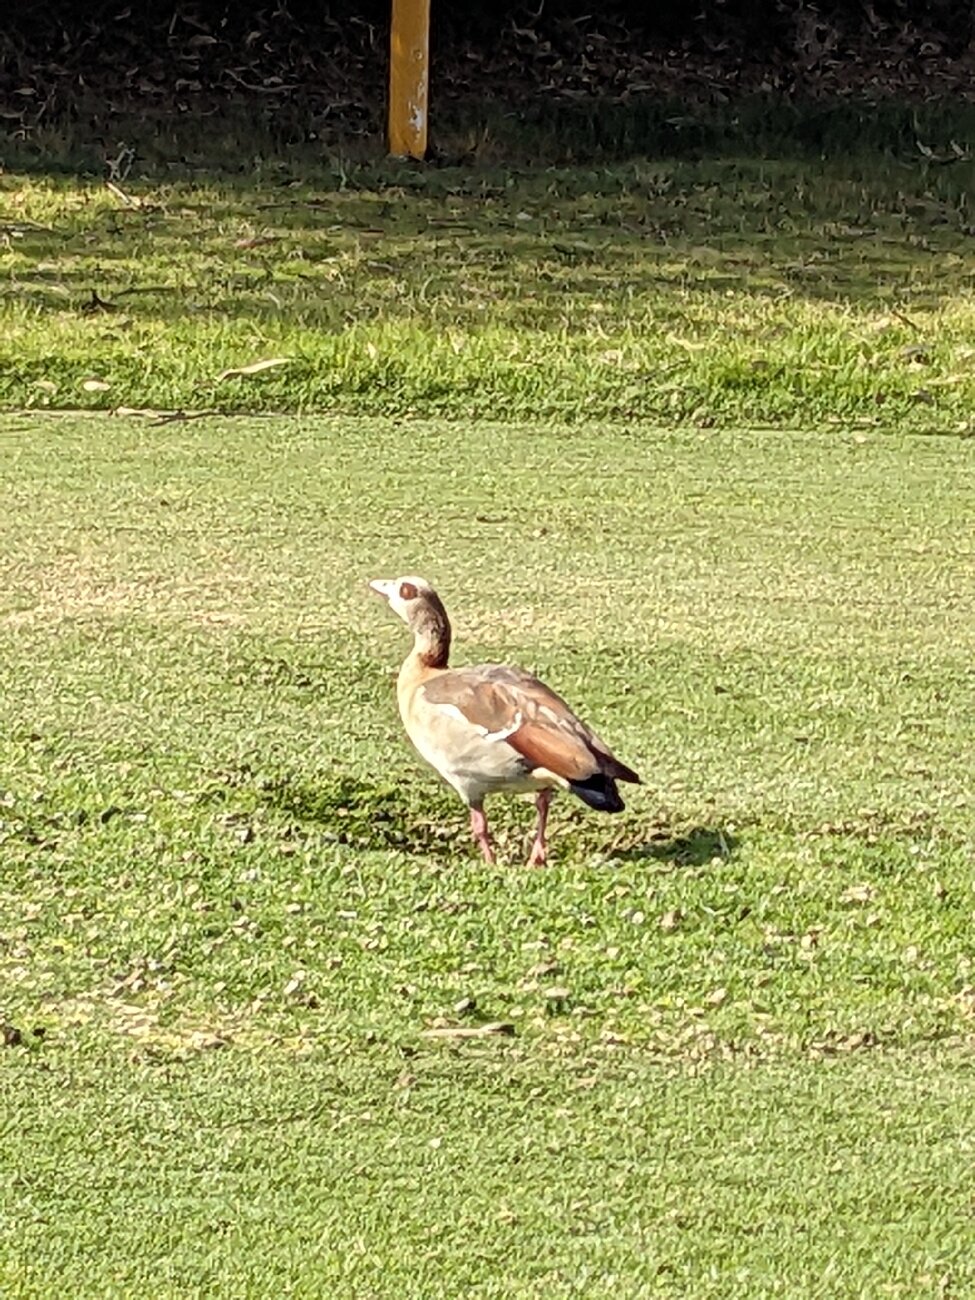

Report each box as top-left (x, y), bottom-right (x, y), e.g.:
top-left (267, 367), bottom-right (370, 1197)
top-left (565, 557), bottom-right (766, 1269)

top-left (1, 413), bottom-right (974, 1296)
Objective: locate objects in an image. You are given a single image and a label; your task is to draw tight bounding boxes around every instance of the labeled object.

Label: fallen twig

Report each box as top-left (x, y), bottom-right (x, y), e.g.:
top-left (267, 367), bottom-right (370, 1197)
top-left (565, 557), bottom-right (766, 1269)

top-left (106, 180), bottom-right (144, 209)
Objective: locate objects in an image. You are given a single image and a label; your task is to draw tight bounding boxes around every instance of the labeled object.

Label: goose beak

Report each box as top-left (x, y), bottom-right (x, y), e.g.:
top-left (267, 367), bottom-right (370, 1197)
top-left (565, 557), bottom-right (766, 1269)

top-left (368, 579), bottom-right (392, 600)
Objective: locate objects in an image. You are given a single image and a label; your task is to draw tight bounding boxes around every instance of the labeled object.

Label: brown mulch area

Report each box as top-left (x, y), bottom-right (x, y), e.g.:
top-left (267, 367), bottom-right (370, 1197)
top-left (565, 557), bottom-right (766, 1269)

top-left (2, 3), bottom-right (974, 144)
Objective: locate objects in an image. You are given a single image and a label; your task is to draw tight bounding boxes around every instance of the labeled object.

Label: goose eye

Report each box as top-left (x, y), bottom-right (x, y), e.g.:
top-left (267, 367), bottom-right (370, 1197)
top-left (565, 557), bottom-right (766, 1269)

top-left (399, 581), bottom-right (418, 601)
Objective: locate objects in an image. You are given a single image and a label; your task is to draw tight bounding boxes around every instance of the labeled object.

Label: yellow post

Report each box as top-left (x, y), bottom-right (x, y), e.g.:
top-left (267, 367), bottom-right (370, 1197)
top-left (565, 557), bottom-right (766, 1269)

top-left (388, 0), bottom-right (430, 159)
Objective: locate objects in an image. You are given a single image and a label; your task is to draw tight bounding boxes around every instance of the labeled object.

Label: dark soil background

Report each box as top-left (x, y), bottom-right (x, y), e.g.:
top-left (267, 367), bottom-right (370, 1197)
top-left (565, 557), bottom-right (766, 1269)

top-left (3, 2), bottom-right (974, 159)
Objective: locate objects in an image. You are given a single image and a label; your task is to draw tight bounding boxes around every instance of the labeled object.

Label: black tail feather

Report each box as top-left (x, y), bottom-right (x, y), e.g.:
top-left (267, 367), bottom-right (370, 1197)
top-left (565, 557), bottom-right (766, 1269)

top-left (608, 758), bottom-right (642, 786)
top-left (568, 772), bottom-right (626, 813)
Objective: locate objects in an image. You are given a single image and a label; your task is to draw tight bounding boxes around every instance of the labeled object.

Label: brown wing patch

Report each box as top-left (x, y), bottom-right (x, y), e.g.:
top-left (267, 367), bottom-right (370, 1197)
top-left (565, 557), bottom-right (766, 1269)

top-left (504, 719), bottom-right (597, 782)
top-left (420, 667), bottom-right (605, 783)
top-left (421, 675), bottom-right (519, 735)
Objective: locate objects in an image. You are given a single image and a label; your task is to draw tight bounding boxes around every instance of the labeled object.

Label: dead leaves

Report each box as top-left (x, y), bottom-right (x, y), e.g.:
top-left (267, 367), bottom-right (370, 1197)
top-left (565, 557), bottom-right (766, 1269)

top-left (7, 1), bottom-right (975, 156)
top-left (840, 883), bottom-right (875, 906)
top-left (810, 1029), bottom-right (879, 1057)
top-left (421, 1021), bottom-right (515, 1041)
top-left (234, 235), bottom-right (280, 251)
top-left (217, 357), bottom-right (290, 382)
top-left (1, 1021), bottom-right (25, 1047)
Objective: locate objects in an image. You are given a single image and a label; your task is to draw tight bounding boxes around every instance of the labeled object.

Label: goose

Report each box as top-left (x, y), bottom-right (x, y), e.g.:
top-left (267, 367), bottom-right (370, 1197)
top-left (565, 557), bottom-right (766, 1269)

top-left (369, 576), bottom-right (640, 865)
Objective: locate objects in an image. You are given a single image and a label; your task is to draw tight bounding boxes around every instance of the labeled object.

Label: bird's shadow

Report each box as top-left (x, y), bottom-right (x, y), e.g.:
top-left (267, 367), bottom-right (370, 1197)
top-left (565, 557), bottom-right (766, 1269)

top-left (607, 824), bottom-right (740, 867)
top-left (254, 771), bottom-right (463, 859)
top-left (225, 767), bottom-right (740, 869)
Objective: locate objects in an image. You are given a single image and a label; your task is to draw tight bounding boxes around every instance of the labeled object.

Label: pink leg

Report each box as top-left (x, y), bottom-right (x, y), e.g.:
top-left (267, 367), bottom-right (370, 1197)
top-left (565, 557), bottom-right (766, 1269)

top-left (469, 805), bottom-right (496, 864)
top-left (527, 790), bottom-right (552, 867)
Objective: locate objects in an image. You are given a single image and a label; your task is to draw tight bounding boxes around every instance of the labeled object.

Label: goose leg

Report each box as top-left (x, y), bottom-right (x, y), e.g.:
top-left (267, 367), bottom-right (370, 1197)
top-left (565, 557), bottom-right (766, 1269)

top-left (469, 805), bottom-right (496, 864)
top-left (527, 790), bottom-right (552, 867)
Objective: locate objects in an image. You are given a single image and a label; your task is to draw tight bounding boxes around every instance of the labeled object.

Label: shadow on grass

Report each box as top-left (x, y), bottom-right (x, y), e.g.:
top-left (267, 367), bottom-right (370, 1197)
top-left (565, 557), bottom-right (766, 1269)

top-left (8, 134), bottom-right (975, 328)
top-left (9, 95), bottom-right (975, 176)
top-left (249, 768), bottom-right (741, 868)
top-left (257, 771), bottom-right (464, 860)
top-left (610, 824), bottom-right (740, 867)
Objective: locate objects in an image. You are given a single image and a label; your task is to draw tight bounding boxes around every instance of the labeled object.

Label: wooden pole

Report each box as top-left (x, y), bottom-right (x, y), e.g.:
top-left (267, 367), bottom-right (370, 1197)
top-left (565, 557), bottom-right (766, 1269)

top-left (388, 0), bottom-right (430, 159)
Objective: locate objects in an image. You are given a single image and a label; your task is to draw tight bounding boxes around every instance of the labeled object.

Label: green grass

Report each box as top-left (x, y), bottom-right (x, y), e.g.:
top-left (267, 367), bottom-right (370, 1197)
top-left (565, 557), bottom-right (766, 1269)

top-left (2, 413), bottom-right (975, 1295)
top-left (6, 151), bottom-right (975, 428)
top-left (5, 1048), bottom-right (975, 1297)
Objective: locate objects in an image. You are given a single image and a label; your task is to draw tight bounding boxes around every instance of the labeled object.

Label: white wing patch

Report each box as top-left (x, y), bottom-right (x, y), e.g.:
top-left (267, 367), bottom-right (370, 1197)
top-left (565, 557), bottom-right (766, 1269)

top-left (481, 710), bottom-right (523, 744)
top-left (434, 702), bottom-right (469, 724)
top-left (428, 698), bottom-right (523, 744)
